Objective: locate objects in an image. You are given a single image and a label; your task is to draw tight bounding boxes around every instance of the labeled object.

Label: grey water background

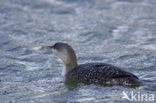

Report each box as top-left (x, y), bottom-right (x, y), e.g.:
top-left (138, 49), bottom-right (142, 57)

top-left (0, 0), bottom-right (156, 103)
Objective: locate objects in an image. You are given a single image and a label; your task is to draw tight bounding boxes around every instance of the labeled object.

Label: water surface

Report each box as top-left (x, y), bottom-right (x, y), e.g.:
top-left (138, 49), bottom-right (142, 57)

top-left (0, 0), bottom-right (156, 103)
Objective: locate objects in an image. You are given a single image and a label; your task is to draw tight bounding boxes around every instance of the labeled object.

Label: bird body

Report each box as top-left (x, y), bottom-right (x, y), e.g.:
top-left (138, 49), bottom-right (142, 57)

top-left (66, 63), bottom-right (140, 86)
top-left (42, 42), bottom-right (141, 87)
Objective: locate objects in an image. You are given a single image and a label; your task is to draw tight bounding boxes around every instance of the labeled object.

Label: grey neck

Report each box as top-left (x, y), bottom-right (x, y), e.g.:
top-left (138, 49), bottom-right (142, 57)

top-left (62, 61), bottom-right (77, 76)
top-left (65, 62), bottom-right (77, 71)
top-left (51, 42), bottom-right (78, 76)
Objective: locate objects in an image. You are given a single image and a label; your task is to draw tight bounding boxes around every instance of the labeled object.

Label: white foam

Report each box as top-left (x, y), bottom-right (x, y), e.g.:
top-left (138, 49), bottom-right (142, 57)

top-left (32, 46), bottom-right (43, 51)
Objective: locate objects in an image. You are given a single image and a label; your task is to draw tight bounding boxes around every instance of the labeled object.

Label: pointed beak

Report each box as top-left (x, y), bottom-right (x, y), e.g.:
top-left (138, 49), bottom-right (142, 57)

top-left (41, 45), bottom-right (54, 50)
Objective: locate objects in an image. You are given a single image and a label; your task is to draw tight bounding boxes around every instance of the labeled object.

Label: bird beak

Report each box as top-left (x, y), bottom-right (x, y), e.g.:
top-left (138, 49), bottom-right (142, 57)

top-left (41, 45), bottom-right (54, 50)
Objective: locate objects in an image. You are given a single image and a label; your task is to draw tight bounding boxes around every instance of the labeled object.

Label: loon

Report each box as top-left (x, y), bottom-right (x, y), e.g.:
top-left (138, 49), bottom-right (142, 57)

top-left (42, 42), bottom-right (141, 87)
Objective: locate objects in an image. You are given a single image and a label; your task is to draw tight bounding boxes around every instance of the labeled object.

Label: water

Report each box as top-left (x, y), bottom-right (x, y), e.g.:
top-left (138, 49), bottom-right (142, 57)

top-left (0, 0), bottom-right (156, 103)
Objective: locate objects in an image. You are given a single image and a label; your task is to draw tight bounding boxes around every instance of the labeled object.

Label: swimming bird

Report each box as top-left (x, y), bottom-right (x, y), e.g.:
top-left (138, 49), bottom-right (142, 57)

top-left (42, 42), bottom-right (141, 87)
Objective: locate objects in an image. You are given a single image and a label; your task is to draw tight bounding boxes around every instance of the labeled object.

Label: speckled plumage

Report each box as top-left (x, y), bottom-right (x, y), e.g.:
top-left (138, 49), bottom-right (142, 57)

top-left (66, 63), bottom-right (141, 86)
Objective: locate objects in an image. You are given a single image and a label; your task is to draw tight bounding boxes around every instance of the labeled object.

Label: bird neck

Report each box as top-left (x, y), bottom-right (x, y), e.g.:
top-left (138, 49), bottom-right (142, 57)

top-left (62, 61), bottom-right (77, 76)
